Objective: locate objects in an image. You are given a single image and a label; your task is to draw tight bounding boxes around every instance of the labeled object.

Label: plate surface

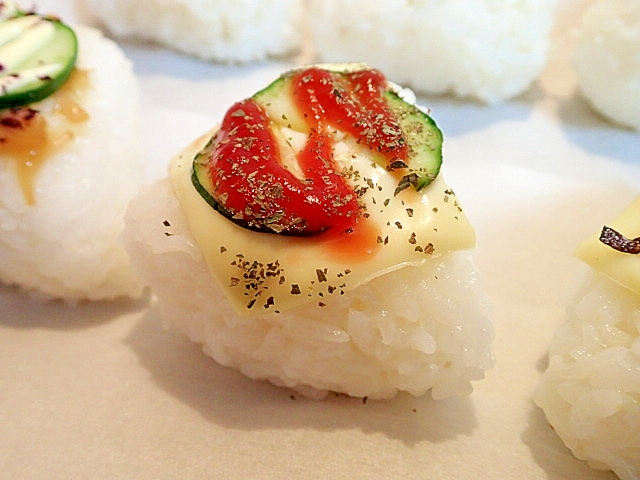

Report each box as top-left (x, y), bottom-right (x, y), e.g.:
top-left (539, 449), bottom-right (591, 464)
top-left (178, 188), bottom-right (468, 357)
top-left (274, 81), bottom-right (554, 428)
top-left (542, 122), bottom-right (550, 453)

top-left (1, 1), bottom-right (638, 479)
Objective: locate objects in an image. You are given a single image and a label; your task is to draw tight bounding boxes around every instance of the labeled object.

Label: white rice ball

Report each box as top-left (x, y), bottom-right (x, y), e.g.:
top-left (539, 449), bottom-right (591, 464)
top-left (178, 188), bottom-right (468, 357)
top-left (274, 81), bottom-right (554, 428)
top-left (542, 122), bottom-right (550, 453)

top-left (85, 0), bottom-right (305, 64)
top-left (308, 0), bottom-right (558, 103)
top-left (0, 24), bottom-right (144, 301)
top-left (573, 0), bottom-right (640, 131)
top-left (123, 178), bottom-right (494, 400)
top-left (535, 272), bottom-right (640, 480)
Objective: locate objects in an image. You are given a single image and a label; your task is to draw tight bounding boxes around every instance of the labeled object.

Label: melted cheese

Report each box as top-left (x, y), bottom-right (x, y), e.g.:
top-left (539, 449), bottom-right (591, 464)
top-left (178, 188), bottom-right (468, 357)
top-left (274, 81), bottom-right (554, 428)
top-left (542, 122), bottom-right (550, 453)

top-left (171, 130), bottom-right (475, 316)
top-left (575, 196), bottom-right (640, 296)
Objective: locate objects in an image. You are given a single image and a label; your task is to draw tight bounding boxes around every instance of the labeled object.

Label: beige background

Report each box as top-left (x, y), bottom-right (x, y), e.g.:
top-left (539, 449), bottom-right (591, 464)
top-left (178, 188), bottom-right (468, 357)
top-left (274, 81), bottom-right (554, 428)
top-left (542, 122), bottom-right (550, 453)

top-left (1, 1), bottom-right (638, 478)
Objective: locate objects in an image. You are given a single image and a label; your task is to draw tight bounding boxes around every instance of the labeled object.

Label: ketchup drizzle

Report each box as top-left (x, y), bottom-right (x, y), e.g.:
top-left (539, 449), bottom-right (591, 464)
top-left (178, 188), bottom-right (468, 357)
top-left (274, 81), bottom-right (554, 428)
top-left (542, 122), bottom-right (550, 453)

top-left (292, 67), bottom-right (408, 164)
top-left (203, 67), bottom-right (406, 236)
top-left (208, 98), bottom-right (358, 234)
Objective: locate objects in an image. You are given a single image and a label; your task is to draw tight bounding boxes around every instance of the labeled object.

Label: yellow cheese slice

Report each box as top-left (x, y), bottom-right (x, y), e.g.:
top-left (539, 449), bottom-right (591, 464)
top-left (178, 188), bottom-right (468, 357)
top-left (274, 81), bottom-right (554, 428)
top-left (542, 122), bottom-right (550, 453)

top-left (171, 130), bottom-right (476, 316)
top-left (575, 196), bottom-right (640, 296)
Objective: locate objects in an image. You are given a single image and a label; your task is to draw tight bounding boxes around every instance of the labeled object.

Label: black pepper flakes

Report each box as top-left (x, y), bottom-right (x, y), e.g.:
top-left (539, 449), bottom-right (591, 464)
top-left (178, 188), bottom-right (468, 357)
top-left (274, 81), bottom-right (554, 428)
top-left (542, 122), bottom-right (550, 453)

top-left (387, 160), bottom-right (408, 171)
top-left (394, 173), bottom-right (419, 196)
top-left (228, 254), bottom-right (285, 310)
top-left (316, 269), bottom-right (328, 282)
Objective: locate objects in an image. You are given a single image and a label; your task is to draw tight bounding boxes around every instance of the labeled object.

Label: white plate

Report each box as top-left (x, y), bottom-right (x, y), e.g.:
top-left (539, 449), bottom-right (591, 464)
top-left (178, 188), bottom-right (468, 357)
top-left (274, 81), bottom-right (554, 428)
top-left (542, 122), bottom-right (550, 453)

top-left (1, 1), bottom-right (638, 479)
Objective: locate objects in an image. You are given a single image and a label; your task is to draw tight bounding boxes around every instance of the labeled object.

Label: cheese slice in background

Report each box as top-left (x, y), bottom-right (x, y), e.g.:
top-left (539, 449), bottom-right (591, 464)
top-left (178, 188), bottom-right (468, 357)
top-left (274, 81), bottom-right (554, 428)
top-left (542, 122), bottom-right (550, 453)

top-left (171, 130), bottom-right (476, 316)
top-left (575, 196), bottom-right (640, 296)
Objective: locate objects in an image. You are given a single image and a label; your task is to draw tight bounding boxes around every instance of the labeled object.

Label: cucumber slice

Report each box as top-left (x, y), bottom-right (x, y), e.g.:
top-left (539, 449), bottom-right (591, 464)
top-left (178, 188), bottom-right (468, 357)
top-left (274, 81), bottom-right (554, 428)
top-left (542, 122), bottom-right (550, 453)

top-left (0, 13), bottom-right (77, 109)
top-left (254, 67), bottom-right (442, 193)
top-left (383, 90), bottom-right (443, 193)
top-left (253, 75), bottom-right (308, 132)
top-left (192, 65), bottom-right (445, 236)
top-left (192, 137), bottom-right (236, 221)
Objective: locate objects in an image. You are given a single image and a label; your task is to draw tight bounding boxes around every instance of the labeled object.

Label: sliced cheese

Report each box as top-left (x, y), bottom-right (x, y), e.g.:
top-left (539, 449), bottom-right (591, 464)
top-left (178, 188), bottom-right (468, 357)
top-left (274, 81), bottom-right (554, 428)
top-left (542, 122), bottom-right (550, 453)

top-left (171, 130), bottom-right (475, 316)
top-left (575, 196), bottom-right (640, 296)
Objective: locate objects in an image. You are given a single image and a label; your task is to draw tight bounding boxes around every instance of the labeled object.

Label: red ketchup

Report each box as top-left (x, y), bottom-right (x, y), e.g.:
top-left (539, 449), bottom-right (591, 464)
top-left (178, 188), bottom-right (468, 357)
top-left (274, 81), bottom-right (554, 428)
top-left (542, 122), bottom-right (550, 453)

top-left (205, 66), bottom-right (407, 239)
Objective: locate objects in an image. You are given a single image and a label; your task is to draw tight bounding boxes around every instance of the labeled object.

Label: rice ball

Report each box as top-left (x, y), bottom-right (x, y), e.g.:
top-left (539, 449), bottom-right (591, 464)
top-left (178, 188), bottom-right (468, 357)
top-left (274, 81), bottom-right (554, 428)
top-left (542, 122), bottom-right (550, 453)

top-left (573, 0), bottom-right (640, 131)
top-left (0, 24), bottom-right (144, 301)
top-left (536, 198), bottom-right (640, 479)
top-left (85, 0), bottom-right (305, 64)
top-left (535, 272), bottom-right (640, 480)
top-left (123, 177), bottom-right (494, 400)
top-left (308, 0), bottom-right (558, 103)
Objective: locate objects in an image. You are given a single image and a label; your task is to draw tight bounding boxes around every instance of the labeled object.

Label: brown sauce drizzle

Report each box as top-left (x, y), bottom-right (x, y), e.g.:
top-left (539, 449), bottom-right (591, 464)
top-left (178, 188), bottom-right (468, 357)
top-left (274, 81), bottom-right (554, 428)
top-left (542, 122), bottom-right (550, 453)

top-left (0, 68), bottom-right (90, 205)
top-left (54, 68), bottom-right (90, 123)
top-left (600, 225), bottom-right (640, 254)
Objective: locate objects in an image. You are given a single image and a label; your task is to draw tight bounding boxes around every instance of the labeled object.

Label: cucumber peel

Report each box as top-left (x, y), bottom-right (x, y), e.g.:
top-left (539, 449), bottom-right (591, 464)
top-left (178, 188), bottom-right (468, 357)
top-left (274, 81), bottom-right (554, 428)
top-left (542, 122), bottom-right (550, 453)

top-left (383, 90), bottom-right (443, 194)
top-left (0, 9), bottom-right (77, 109)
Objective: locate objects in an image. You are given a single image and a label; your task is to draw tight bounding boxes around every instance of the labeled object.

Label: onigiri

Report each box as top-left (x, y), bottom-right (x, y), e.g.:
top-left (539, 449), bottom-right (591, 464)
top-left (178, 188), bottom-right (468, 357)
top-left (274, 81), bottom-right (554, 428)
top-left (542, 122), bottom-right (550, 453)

top-left (123, 64), bottom-right (494, 399)
top-left (308, 0), bottom-right (559, 103)
top-left (84, 0), bottom-right (305, 64)
top-left (0, 3), bottom-right (144, 301)
top-left (535, 197), bottom-right (640, 480)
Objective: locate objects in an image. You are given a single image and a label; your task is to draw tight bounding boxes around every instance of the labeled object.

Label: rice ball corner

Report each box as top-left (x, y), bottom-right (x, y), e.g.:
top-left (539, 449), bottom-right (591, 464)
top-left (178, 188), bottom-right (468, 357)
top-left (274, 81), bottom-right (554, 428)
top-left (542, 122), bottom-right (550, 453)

top-left (573, 0), bottom-right (640, 131)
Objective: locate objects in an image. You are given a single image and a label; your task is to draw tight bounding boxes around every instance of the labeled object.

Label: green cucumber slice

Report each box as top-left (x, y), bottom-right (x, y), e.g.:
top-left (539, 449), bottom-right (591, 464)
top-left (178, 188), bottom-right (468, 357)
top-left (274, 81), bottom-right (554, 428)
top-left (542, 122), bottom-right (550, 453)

top-left (192, 66), bottom-right (445, 237)
top-left (192, 136), bottom-right (236, 221)
top-left (383, 90), bottom-right (443, 193)
top-left (254, 67), bottom-right (443, 194)
top-left (0, 13), bottom-right (77, 109)
top-left (253, 75), bottom-right (308, 132)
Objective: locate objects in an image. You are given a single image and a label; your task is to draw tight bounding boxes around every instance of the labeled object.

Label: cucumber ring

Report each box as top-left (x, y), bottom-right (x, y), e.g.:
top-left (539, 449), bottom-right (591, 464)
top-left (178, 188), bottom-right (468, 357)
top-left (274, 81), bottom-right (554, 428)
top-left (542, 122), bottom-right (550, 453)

top-left (0, 12), bottom-right (77, 109)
